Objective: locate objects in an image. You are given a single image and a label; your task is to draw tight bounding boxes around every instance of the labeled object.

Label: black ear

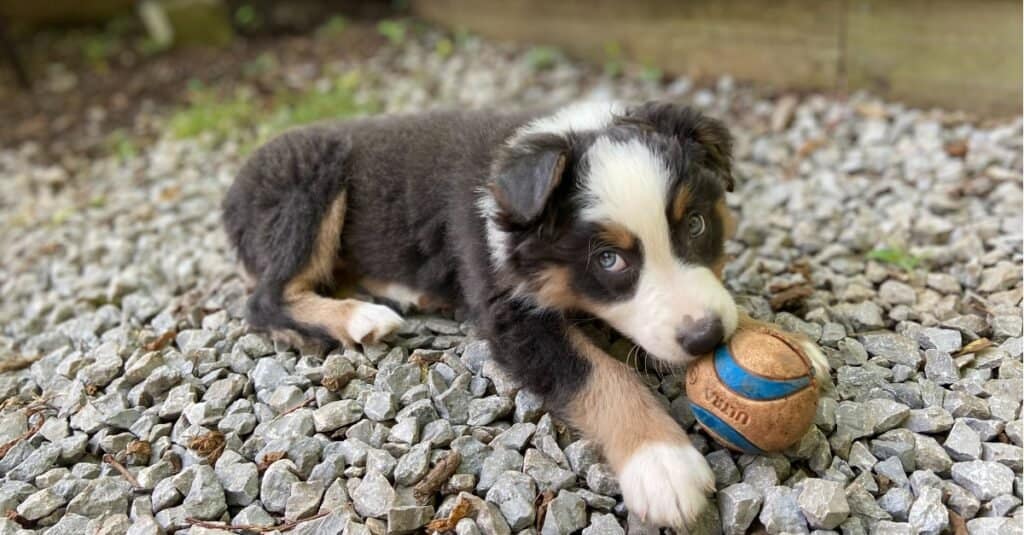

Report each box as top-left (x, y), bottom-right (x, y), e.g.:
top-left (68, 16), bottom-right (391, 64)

top-left (626, 102), bottom-right (735, 192)
top-left (489, 134), bottom-right (569, 225)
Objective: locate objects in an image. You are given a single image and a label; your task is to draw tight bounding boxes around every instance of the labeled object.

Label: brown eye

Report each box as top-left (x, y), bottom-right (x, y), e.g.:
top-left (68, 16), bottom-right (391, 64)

top-left (687, 214), bottom-right (706, 237)
top-left (597, 251), bottom-right (628, 272)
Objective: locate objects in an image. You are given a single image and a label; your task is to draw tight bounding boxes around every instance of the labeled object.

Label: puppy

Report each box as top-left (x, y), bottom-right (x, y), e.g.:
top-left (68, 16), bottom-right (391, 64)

top-left (223, 101), bottom-right (830, 526)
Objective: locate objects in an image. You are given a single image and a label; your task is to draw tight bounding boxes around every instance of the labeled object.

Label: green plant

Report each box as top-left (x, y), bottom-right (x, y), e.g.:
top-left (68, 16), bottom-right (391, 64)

top-left (234, 4), bottom-right (261, 31)
top-left (867, 247), bottom-right (921, 271)
top-left (603, 41), bottom-right (624, 78)
top-left (435, 37), bottom-right (454, 58)
top-left (377, 19), bottom-right (408, 46)
top-left (106, 129), bottom-right (138, 162)
top-left (640, 64), bottom-right (663, 82)
top-left (316, 15), bottom-right (349, 39)
top-left (525, 46), bottom-right (561, 71)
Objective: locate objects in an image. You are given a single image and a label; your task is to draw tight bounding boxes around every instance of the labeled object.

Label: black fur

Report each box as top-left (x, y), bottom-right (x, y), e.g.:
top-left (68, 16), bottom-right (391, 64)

top-left (223, 102), bottom-right (733, 416)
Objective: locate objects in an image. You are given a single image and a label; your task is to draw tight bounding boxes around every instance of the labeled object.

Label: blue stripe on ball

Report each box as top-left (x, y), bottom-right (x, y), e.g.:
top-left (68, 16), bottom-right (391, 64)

top-left (689, 404), bottom-right (764, 454)
top-left (714, 346), bottom-right (810, 401)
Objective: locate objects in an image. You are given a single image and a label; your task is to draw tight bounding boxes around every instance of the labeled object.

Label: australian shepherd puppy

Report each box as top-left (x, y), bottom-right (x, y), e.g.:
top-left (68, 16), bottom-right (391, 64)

top-left (223, 101), bottom-right (830, 527)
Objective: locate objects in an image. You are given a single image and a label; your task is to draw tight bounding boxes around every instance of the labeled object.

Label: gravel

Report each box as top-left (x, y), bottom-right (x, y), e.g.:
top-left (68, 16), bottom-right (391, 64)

top-left (0, 23), bottom-right (1019, 535)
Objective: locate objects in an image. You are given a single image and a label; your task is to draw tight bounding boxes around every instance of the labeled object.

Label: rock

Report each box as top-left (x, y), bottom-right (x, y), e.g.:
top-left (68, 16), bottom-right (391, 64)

top-left (865, 398), bottom-right (910, 433)
top-left (907, 486), bottom-right (946, 535)
top-left (877, 487), bottom-right (913, 521)
top-left (395, 443), bottom-right (431, 486)
top-left (451, 436), bottom-right (492, 476)
top-left (585, 463), bottom-right (620, 496)
top-left (859, 332), bottom-right (920, 367)
top-left (904, 407), bottom-right (954, 433)
top-left (468, 396), bottom-right (513, 426)
top-left (353, 472), bottom-right (395, 519)
top-left (879, 280), bottom-right (916, 306)
top-left (477, 448), bottom-right (525, 492)
top-left (16, 488), bottom-right (65, 521)
top-left (363, 391), bottom-right (397, 421)
top-left (261, 460), bottom-right (301, 513)
top-left (944, 420), bottom-right (982, 461)
top-left (833, 302), bottom-right (886, 331)
top-left (485, 471), bottom-right (537, 530)
top-left (917, 328), bottom-right (962, 353)
top-left (950, 460), bottom-right (1014, 501)
top-left (524, 449), bottom-right (576, 493)
top-left (182, 465), bottom-right (227, 520)
top-left (966, 518), bottom-right (1018, 534)
top-left (491, 423), bottom-right (536, 451)
top-left (285, 480), bottom-right (325, 521)
top-left (923, 350), bottom-right (959, 385)
top-left (943, 481), bottom-right (981, 518)
top-left (387, 505), bottom-right (434, 534)
top-left (581, 513), bottom-right (624, 535)
top-left (313, 400), bottom-right (363, 433)
top-left (981, 442), bottom-right (1023, 471)
top-left (759, 486), bottom-right (808, 534)
top-left (66, 477), bottom-right (131, 518)
top-left (914, 435), bottom-right (953, 474)
top-left (718, 483), bottom-right (762, 535)
top-left (564, 440), bottom-right (601, 477)
top-left (707, 449), bottom-right (741, 488)
top-left (541, 490), bottom-right (586, 535)
top-left (796, 479), bottom-right (849, 529)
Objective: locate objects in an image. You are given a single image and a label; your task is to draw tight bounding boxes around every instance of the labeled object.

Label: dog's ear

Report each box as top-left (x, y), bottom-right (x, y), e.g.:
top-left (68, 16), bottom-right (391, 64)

top-left (489, 134), bottom-right (570, 225)
top-left (625, 102), bottom-right (735, 192)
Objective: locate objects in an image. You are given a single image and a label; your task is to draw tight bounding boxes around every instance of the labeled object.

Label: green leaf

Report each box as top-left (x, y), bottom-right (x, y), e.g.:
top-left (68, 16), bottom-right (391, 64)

top-left (867, 247), bottom-right (920, 271)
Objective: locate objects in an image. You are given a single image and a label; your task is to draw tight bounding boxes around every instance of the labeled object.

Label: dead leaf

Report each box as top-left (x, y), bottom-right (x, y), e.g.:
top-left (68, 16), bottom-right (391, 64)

top-left (534, 491), bottom-right (556, 530)
top-left (956, 338), bottom-right (993, 356)
top-left (770, 285), bottom-right (814, 311)
top-left (258, 451), bottom-right (287, 472)
top-left (425, 494), bottom-right (473, 533)
top-left (944, 139), bottom-right (969, 158)
top-left (188, 431), bottom-right (226, 463)
top-left (145, 330), bottom-right (177, 351)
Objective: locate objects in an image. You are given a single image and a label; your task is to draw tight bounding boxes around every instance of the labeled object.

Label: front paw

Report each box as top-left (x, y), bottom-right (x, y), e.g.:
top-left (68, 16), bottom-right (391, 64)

top-left (796, 339), bottom-right (833, 391)
top-left (618, 442), bottom-right (715, 528)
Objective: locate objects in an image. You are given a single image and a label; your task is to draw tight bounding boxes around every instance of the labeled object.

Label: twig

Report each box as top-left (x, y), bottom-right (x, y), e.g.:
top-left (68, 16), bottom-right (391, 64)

top-left (186, 511), bottom-right (330, 533)
top-left (413, 450), bottom-right (462, 504)
top-left (273, 397), bottom-right (315, 420)
top-left (102, 454), bottom-right (144, 492)
top-left (0, 414), bottom-right (44, 460)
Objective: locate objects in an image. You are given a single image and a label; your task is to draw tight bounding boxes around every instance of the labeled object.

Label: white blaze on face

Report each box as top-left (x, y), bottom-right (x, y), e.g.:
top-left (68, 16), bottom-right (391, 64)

top-left (580, 137), bottom-right (738, 364)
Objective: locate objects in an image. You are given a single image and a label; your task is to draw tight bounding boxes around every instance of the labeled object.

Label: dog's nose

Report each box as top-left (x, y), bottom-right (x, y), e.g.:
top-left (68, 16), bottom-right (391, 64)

top-left (677, 316), bottom-right (724, 356)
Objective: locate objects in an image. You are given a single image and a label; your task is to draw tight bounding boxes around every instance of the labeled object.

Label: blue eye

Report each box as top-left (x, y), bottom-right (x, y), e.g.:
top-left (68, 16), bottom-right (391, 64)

top-left (597, 251), bottom-right (628, 272)
top-left (688, 214), bottom-right (706, 237)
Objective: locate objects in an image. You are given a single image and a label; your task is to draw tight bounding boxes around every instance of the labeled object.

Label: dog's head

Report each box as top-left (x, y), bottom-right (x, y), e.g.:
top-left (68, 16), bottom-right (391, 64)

top-left (481, 101), bottom-right (738, 365)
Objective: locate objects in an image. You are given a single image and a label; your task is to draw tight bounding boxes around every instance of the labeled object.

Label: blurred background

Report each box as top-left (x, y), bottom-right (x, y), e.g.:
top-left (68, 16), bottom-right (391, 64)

top-left (0, 0), bottom-right (1019, 165)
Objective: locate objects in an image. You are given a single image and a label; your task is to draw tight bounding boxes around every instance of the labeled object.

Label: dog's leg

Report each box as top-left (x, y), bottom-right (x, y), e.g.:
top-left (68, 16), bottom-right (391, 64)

top-left (482, 301), bottom-right (713, 528)
top-left (359, 277), bottom-right (450, 314)
top-left (737, 310), bottom-right (832, 389)
top-left (278, 192), bottom-right (403, 346)
top-left (565, 329), bottom-right (714, 527)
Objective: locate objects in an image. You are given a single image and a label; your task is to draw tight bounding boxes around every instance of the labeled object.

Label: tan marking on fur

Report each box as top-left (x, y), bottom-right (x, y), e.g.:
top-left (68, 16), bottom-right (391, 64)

top-left (531, 266), bottom-right (581, 310)
top-left (716, 199), bottom-right (736, 240)
top-left (565, 328), bottom-right (691, 471)
top-left (360, 278), bottom-right (451, 312)
top-left (280, 192), bottom-right (402, 346)
top-left (598, 223), bottom-right (636, 251)
top-left (671, 185), bottom-right (693, 222)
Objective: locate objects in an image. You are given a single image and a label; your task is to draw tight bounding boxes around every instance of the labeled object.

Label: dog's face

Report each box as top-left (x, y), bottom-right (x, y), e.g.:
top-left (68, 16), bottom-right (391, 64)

top-left (482, 102), bottom-right (738, 365)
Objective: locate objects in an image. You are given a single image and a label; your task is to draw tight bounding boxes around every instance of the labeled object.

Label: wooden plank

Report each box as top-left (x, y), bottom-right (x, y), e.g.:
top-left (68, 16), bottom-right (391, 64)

top-left (411, 0), bottom-right (841, 89)
top-left (844, 0), bottom-right (1022, 115)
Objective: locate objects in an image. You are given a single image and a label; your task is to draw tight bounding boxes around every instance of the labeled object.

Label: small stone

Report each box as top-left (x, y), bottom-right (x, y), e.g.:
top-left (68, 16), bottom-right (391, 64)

top-left (707, 450), bottom-right (741, 487)
top-left (313, 400), bottom-right (363, 433)
top-left (388, 505), bottom-right (434, 534)
top-left (16, 488), bottom-right (66, 521)
top-left (467, 396), bottom-right (513, 426)
top-left (759, 486), bottom-right (809, 534)
top-left (395, 443), bottom-right (431, 486)
top-left (833, 302), bottom-right (886, 331)
top-left (585, 463), bottom-right (620, 496)
top-left (261, 460), bottom-right (300, 513)
top-left (918, 328), bottom-right (962, 353)
top-left (182, 465), bottom-right (227, 520)
top-left (477, 448), bottom-right (525, 492)
top-left (873, 521), bottom-right (914, 535)
top-left (485, 471), bottom-right (537, 530)
top-left (914, 435), bottom-right (953, 474)
top-left (581, 512), bottom-right (624, 535)
top-left (796, 479), bottom-right (849, 529)
top-left (950, 460), bottom-right (1014, 501)
top-left (718, 482), bottom-right (762, 535)
top-left (874, 456), bottom-right (909, 488)
top-left (491, 423), bottom-right (536, 451)
top-left (923, 350), bottom-right (959, 385)
top-left (907, 486), bottom-right (946, 535)
top-left (944, 420), bottom-right (982, 461)
top-left (353, 472), bottom-right (395, 519)
top-left (285, 480), bottom-right (325, 521)
top-left (451, 436), bottom-right (492, 476)
top-left (564, 440), bottom-right (601, 477)
top-left (877, 487), bottom-right (913, 521)
top-left (879, 280), bottom-right (916, 306)
top-left (967, 518), bottom-right (1017, 534)
top-left (524, 449), bottom-right (576, 493)
top-left (541, 490), bottom-right (586, 535)
top-left (943, 481), bottom-right (981, 518)
top-left (981, 442), bottom-right (1023, 471)
top-left (904, 407), bottom-right (953, 433)
top-left (865, 398), bottom-right (910, 433)
top-left (858, 333), bottom-right (920, 367)
top-left (514, 389), bottom-right (544, 423)
top-left (66, 477), bottom-right (131, 518)
top-left (363, 391), bottom-right (397, 421)
top-left (216, 461), bottom-right (259, 507)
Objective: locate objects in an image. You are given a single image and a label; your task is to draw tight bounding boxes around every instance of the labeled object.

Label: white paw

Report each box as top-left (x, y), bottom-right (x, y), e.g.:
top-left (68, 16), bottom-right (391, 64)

top-left (797, 339), bottom-right (833, 391)
top-left (346, 303), bottom-right (404, 344)
top-left (618, 442), bottom-right (715, 528)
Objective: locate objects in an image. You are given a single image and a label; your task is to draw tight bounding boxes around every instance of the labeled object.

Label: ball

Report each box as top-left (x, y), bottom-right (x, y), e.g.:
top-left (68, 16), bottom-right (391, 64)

top-left (686, 326), bottom-right (819, 454)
